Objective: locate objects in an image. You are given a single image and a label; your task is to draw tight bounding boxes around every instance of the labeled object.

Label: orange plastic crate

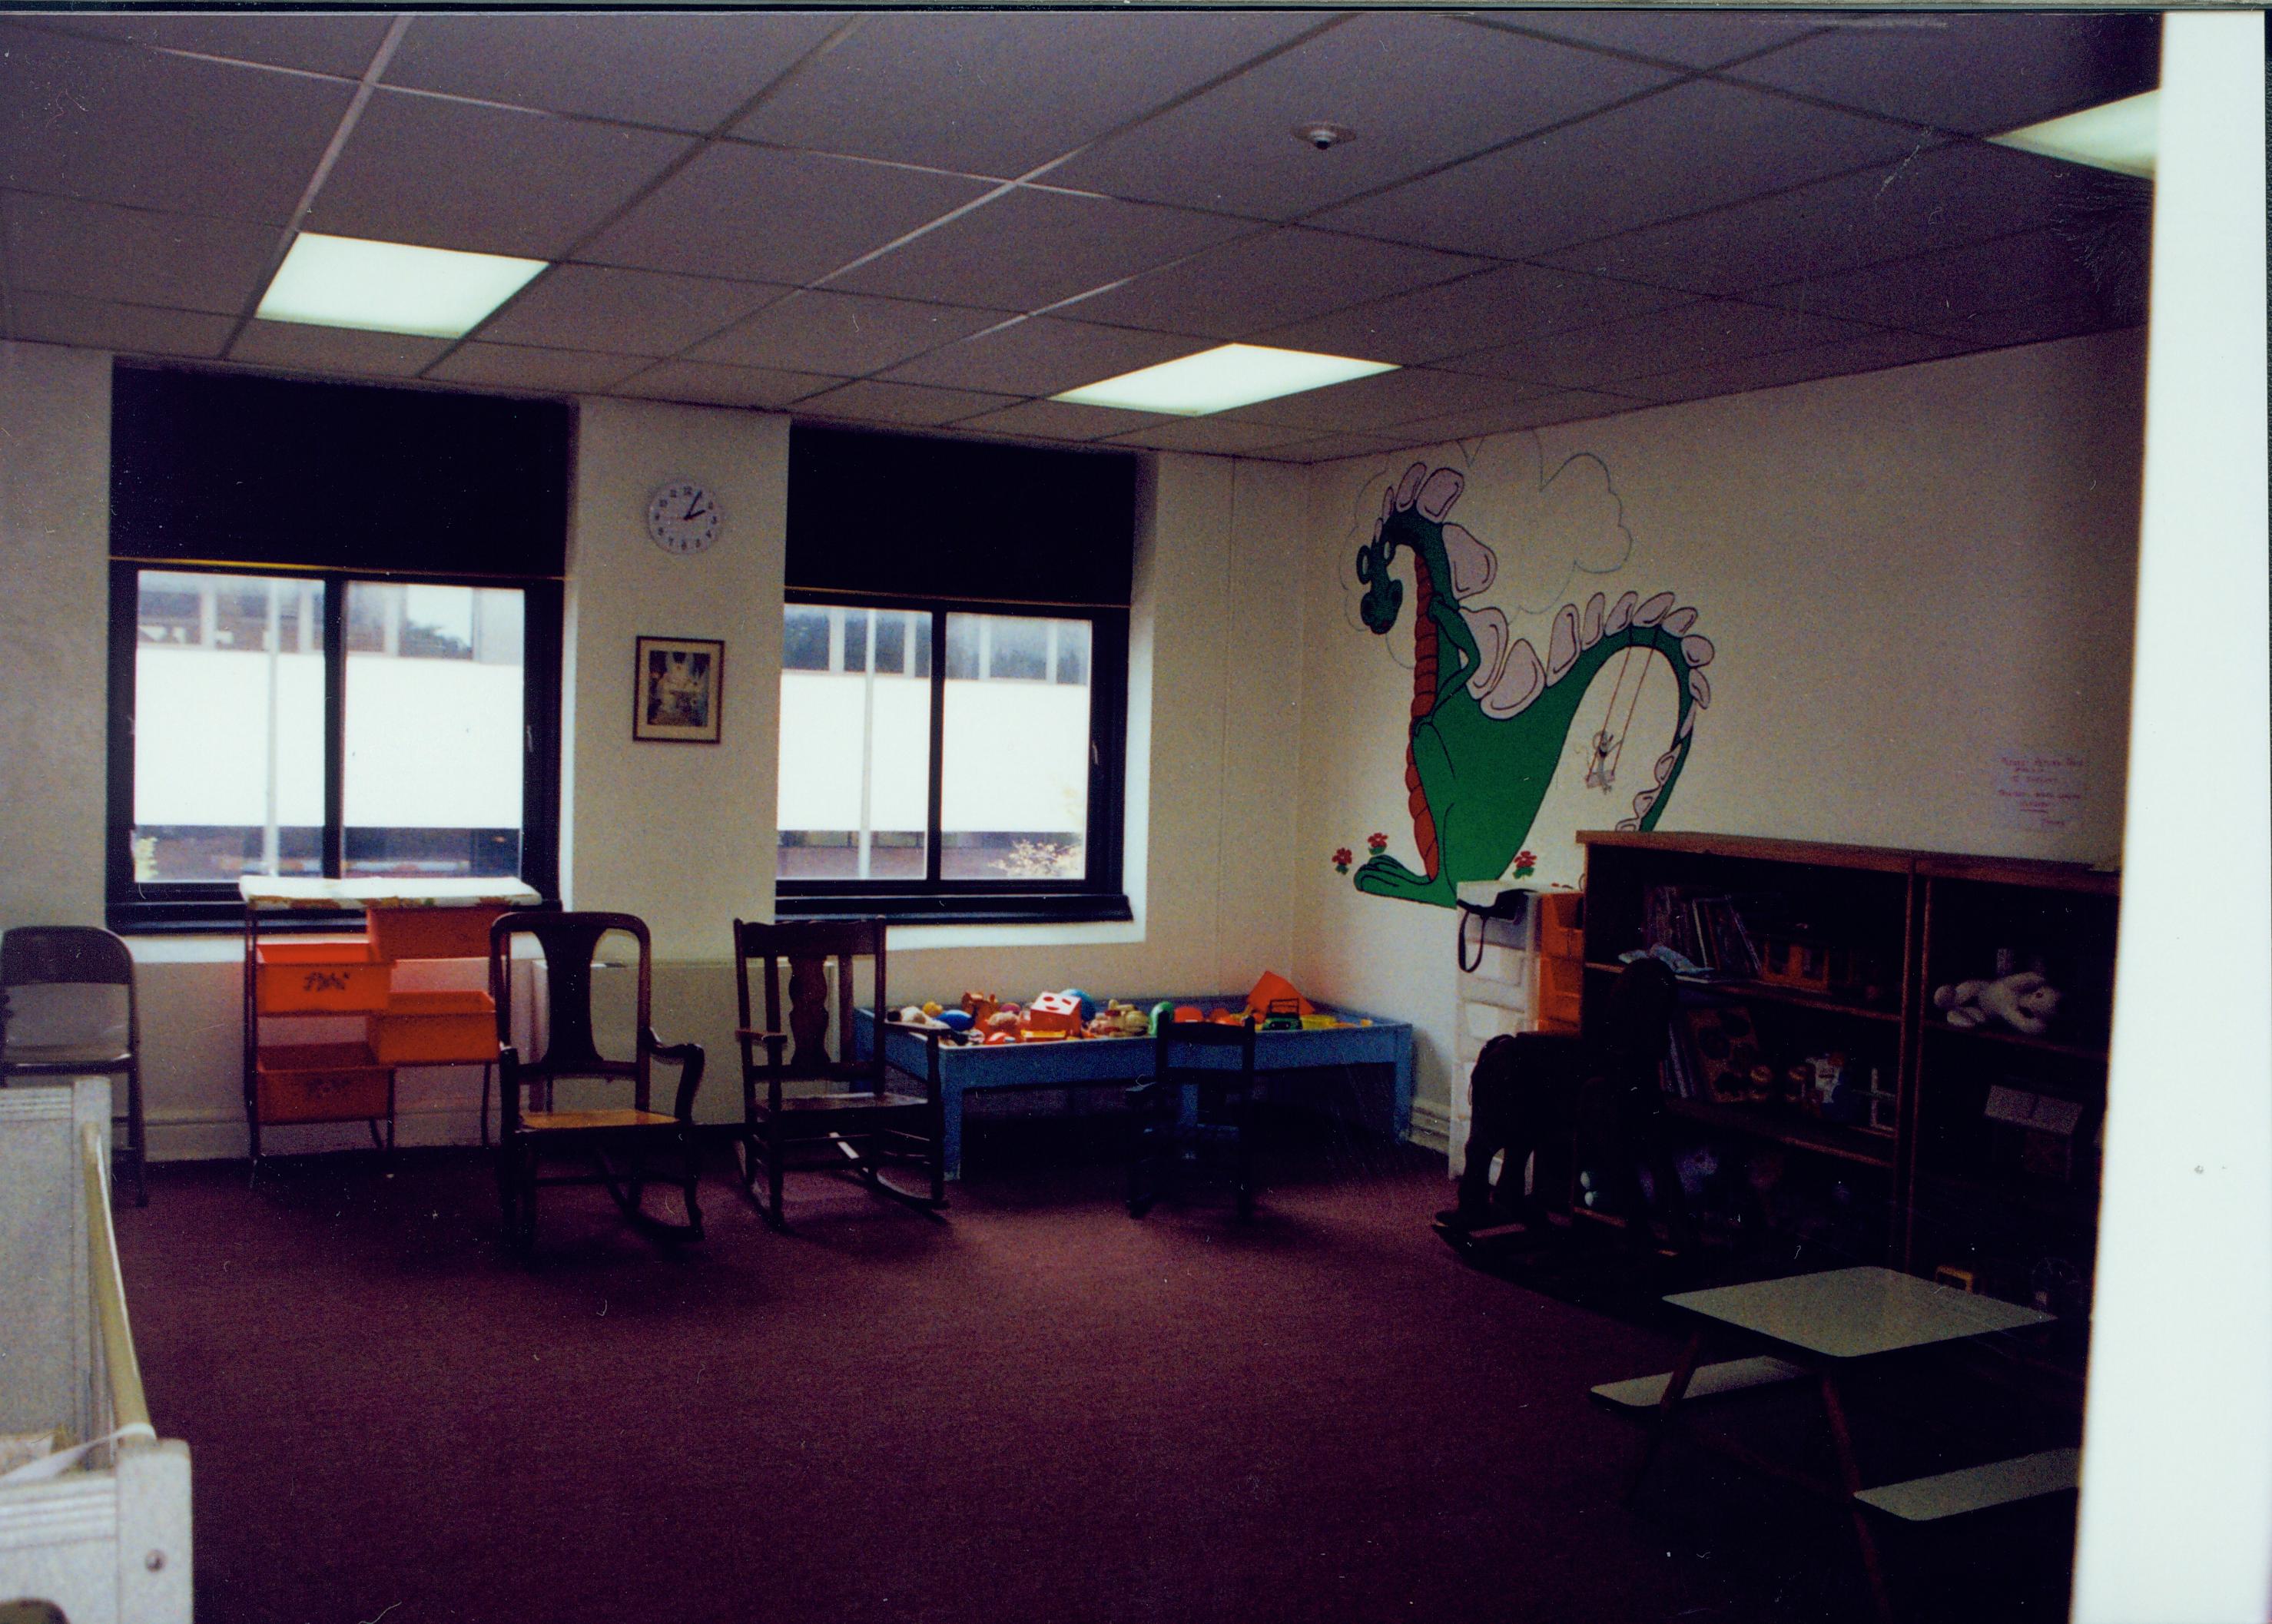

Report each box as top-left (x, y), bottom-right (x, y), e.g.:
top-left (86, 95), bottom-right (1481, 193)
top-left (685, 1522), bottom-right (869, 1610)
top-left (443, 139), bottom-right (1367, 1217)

top-left (1537, 955), bottom-right (1586, 1027)
top-left (1537, 893), bottom-right (1585, 960)
top-left (254, 940), bottom-right (390, 1013)
top-left (370, 989), bottom-right (496, 1065)
top-left (255, 1042), bottom-right (392, 1123)
top-left (366, 906), bottom-right (507, 963)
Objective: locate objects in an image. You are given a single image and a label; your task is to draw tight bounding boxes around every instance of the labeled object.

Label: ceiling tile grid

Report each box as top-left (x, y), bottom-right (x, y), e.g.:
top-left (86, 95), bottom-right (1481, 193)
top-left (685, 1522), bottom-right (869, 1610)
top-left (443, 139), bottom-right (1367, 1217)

top-left (0, 9), bottom-right (2160, 461)
top-left (734, 9), bottom-right (1322, 181)
top-left (1044, 12), bottom-right (1678, 221)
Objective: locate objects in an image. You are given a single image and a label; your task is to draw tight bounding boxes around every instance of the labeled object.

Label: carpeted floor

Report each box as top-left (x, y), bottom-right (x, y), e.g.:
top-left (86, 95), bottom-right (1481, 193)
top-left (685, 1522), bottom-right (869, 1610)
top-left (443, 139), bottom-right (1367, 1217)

top-left (108, 1121), bottom-right (2065, 1624)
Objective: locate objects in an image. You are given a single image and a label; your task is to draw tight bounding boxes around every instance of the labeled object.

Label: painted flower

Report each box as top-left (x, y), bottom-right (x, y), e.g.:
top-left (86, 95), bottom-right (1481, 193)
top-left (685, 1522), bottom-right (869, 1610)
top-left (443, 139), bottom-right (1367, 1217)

top-left (1513, 849), bottom-right (1537, 878)
top-left (1366, 832), bottom-right (1389, 854)
top-left (1332, 847), bottom-right (1353, 874)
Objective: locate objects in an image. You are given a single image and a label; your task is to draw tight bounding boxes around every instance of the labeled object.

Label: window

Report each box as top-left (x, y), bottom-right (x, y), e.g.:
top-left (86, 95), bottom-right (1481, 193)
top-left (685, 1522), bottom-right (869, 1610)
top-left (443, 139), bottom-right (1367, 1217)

top-left (775, 598), bottom-right (1127, 920)
top-left (105, 364), bottom-right (568, 930)
top-left (108, 566), bottom-right (562, 927)
top-left (776, 427), bottom-right (1135, 923)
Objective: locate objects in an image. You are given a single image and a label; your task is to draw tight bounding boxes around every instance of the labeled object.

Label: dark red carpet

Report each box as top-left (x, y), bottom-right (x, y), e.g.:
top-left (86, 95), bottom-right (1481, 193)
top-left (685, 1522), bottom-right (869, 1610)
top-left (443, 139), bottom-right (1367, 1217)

top-left (114, 1129), bottom-right (1901, 1624)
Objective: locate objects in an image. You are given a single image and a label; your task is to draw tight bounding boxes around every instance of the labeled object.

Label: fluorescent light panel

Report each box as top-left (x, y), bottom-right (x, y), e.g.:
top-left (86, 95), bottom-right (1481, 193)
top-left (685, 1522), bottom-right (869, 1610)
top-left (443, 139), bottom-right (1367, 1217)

top-left (257, 232), bottom-right (548, 339)
top-left (1990, 89), bottom-right (2158, 179)
top-left (1054, 343), bottom-right (1397, 416)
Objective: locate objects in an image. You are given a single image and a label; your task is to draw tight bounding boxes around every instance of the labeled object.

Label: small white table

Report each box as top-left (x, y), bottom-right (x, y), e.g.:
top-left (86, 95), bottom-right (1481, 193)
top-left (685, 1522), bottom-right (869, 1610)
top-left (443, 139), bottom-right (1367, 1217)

top-left (1604, 1266), bottom-right (2056, 1621)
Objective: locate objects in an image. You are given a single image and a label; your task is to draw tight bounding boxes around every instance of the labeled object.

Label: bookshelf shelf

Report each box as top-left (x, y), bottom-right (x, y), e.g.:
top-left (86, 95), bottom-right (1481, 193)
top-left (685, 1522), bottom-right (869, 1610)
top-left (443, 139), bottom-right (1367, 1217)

top-left (1576, 830), bottom-right (2117, 1334)
top-left (1919, 1020), bottom-right (2108, 1064)
top-left (1663, 1095), bottom-right (1896, 1168)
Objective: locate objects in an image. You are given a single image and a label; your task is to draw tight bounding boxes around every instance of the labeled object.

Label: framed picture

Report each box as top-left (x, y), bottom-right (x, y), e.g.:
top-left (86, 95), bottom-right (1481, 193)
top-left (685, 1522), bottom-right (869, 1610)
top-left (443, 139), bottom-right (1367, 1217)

top-left (634, 635), bottom-right (723, 744)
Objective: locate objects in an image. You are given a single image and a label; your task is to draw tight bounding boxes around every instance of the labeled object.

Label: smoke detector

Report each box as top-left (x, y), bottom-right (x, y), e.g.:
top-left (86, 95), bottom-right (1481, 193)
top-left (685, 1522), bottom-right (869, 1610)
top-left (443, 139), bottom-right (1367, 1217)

top-left (1292, 121), bottom-right (1355, 151)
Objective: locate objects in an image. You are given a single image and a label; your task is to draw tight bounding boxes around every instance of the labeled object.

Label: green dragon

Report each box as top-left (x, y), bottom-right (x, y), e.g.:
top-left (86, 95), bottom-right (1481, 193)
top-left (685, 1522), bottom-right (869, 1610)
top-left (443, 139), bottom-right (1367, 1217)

top-left (1352, 461), bottom-right (1714, 907)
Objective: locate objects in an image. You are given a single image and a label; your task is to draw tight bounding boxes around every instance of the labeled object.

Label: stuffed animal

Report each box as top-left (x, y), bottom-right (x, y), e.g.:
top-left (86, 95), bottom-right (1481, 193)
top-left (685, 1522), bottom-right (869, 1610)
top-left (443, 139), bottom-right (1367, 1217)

top-left (1934, 971), bottom-right (2062, 1036)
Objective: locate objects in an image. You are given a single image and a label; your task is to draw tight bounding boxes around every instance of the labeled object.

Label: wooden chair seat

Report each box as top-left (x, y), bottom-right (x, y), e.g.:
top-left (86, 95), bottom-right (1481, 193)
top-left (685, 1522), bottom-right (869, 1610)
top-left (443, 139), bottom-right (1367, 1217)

top-left (775, 1090), bottom-right (925, 1113)
top-left (520, 1107), bottom-right (680, 1133)
top-left (733, 917), bottom-right (944, 1229)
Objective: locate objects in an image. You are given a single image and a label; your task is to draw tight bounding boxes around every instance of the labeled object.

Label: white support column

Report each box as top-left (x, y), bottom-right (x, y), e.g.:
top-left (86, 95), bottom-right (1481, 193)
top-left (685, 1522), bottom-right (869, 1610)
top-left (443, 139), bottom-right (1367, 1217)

top-left (2073, 15), bottom-right (2270, 1622)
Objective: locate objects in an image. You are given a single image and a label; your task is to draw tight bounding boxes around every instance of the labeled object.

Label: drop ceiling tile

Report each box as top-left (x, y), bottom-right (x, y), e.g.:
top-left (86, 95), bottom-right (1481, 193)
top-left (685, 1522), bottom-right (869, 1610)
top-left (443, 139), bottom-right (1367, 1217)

top-left (1913, 293), bottom-right (2144, 351)
top-left (7, 290), bottom-right (233, 357)
top-left (1440, 297), bottom-right (1877, 389)
top-left (1105, 417), bottom-right (1308, 456)
top-left (1389, 389), bottom-right (1647, 443)
top-left (612, 359), bottom-right (841, 410)
top-left (1479, 11), bottom-right (1826, 70)
top-left (881, 317), bottom-right (1209, 396)
top-left (1251, 430), bottom-right (1425, 463)
top-left (691, 290), bottom-right (1009, 376)
top-left (583, 143), bottom-right (992, 287)
top-left (1539, 141), bottom-right (2141, 298)
top-left (230, 320), bottom-right (452, 379)
top-left (1046, 13), bottom-right (1674, 220)
top-left (426, 343), bottom-right (651, 395)
top-left (3, 192), bottom-right (279, 313)
top-left (386, 13), bottom-right (844, 134)
top-left (736, 10), bottom-right (1319, 178)
top-left (1753, 224), bottom-right (2143, 332)
top-left (1058, 227), bottom-right (1491, 342)
top-left (1615, 329), bottom-right (1971, 404)
top-left (51, 13), bottom-right (395, 77)
top-left (829, 187), bottom-right (1255, 313)
top-left (1221, 367), bottom-right (1546, 433)
top-left (305, 90), bottom-right (695, 261)
top-left (1259, 263), bottom-right (1693, 366)
top-left (793, 379), bottom-right (1021, 428)
top-left (475, 264), bottom-right (787, 356)
top-left (1315, 78), bottom-right (1929, 263)
top-left (1723, 12), bottom-right (2161, 137)
top-left (0, 24), bottom-right (355, 221)
top-left (952, 399), bottom-right (1176, 443)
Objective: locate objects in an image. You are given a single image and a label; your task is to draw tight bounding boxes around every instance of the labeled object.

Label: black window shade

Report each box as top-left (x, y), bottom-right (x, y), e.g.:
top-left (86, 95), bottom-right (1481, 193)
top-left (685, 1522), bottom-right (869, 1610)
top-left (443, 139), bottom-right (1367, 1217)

top-left (786, 426), bottom-right (1136, 608)
top-left (109, 364), bottom-right (569, 578)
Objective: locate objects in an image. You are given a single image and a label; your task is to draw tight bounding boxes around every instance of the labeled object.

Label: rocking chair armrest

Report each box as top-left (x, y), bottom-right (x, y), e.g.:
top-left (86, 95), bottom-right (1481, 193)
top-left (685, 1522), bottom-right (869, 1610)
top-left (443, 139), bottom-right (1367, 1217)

top-left (648, 1031), bottom-right (705, 1121)
top-left (735, 1028), bottom-right (790, 1049)
top-left (881, 1024), bottom-right (944, 1104)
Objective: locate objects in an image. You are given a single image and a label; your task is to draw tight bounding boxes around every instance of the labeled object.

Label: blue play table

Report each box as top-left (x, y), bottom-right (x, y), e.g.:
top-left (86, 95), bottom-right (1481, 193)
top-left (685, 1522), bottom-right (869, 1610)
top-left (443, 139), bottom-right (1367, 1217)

top-left (851, 1003), bottom-right (1415, 1180)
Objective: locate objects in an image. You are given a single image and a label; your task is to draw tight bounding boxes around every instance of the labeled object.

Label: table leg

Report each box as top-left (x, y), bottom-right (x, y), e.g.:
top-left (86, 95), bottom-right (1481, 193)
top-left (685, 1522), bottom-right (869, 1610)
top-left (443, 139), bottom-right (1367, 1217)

top-left (941, 1079), bottom-right (964, 1182)
top-left (1819, 1369), bottom-right (1898, 1624)
top-left (1624, 1326), bottom-right (1708, 1503)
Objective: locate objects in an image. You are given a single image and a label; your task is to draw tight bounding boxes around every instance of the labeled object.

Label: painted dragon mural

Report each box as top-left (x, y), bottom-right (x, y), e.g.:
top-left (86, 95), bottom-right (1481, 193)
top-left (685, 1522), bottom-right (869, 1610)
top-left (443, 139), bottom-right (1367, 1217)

top-left (1350, 460), bottom-right (1716, 907)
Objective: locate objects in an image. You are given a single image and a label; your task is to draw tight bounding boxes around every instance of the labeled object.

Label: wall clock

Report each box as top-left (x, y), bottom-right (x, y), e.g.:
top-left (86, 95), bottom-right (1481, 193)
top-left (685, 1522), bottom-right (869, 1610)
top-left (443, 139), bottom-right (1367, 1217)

top-left (645, 479), bottom-right (722, 555)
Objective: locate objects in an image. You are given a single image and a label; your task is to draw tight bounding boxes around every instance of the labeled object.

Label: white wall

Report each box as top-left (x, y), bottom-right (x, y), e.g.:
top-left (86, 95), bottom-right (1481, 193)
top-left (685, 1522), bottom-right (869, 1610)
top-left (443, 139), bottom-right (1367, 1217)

top-left (0, 343), bottom-right (110, 932)
top-left (1291, 329), bottom-right (2148, 1134)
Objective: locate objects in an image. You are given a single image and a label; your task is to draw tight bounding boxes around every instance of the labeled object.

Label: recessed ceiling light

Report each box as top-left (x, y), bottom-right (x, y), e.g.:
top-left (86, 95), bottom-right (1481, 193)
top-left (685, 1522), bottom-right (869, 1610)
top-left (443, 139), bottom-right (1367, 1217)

top-left (1989, 89), bottom-right (2158, 179)
top-left (1053, 343), bottom-right (1397, 417)
top-left (256, 232), bottom-right (548, 339)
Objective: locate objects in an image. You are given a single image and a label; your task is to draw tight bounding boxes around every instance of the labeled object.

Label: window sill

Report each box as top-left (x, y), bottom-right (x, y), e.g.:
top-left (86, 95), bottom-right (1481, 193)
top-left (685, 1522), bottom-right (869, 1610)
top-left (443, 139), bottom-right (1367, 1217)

top-left (774, 892), bottom-right (1133, 927)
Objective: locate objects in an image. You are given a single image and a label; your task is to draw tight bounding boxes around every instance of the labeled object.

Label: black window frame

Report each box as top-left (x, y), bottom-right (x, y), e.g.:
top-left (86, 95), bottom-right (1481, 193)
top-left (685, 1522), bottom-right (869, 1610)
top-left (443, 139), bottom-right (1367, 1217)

top-left (104, 560), bottom-right (563, 933)
top-left (774, 588), bottom-right (1130, 926)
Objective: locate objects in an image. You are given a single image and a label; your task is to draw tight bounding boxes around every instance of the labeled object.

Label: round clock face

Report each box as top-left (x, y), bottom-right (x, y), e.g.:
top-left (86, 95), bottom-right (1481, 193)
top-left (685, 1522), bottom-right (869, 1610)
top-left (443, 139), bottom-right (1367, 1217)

top-left (646, 479), bottom-right (722, 555)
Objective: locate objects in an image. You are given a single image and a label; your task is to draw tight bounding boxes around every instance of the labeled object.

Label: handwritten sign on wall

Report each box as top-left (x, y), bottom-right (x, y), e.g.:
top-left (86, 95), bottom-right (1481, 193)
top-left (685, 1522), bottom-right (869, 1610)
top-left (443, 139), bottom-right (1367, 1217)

top-left (1994, 751), bottom-right (2087, 832)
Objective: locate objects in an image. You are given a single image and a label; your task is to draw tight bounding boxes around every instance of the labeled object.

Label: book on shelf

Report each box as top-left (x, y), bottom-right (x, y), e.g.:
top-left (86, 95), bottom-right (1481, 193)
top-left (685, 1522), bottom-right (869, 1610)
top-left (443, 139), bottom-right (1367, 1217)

top-left (1639, 886), bottom-right (1768, 978)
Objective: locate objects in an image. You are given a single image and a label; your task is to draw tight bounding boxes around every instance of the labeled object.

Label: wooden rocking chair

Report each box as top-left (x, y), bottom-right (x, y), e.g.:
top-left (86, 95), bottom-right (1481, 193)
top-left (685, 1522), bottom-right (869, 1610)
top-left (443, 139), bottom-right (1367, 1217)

top-left (489, 910), bottom-right (705, 1254)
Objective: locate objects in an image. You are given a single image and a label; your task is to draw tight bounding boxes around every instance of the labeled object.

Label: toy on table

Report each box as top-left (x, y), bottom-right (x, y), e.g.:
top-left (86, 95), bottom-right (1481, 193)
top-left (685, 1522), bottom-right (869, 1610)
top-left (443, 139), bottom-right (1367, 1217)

top-left (1019, 990), bottom-right (1085, 1039)
top-left (960, 991), bottom-right (1002, 1023)
top-left (1243, 970), bottom-right (1314, 1019)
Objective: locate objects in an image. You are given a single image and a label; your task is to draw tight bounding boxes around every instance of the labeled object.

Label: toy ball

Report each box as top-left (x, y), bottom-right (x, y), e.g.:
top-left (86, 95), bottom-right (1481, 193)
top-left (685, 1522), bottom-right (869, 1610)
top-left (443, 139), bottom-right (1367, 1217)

top-left (1173, 1004), bottom-right (1204, 1024)
top-left (920, 1000), bottom-right (944, 1018)
top-left (938, 1009), bottom-right (974, 1032)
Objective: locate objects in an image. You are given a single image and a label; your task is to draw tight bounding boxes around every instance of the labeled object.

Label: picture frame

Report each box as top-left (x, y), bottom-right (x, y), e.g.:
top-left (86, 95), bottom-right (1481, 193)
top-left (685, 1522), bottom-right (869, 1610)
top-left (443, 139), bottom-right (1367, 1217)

top-left (633, 635), bottom-right (723, 744)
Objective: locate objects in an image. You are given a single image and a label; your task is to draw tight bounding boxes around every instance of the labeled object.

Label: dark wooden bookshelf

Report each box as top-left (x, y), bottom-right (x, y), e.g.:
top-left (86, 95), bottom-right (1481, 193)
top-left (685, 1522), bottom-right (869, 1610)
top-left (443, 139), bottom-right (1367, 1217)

top-left (1576, 830), bottom-right (2118, 1341)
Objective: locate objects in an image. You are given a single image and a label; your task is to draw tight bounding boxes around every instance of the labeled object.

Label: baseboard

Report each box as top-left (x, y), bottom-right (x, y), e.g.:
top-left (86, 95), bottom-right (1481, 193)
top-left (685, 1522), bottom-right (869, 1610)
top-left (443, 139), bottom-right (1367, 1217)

top-left (1407, 1097), bottom-right (1453, 1159)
